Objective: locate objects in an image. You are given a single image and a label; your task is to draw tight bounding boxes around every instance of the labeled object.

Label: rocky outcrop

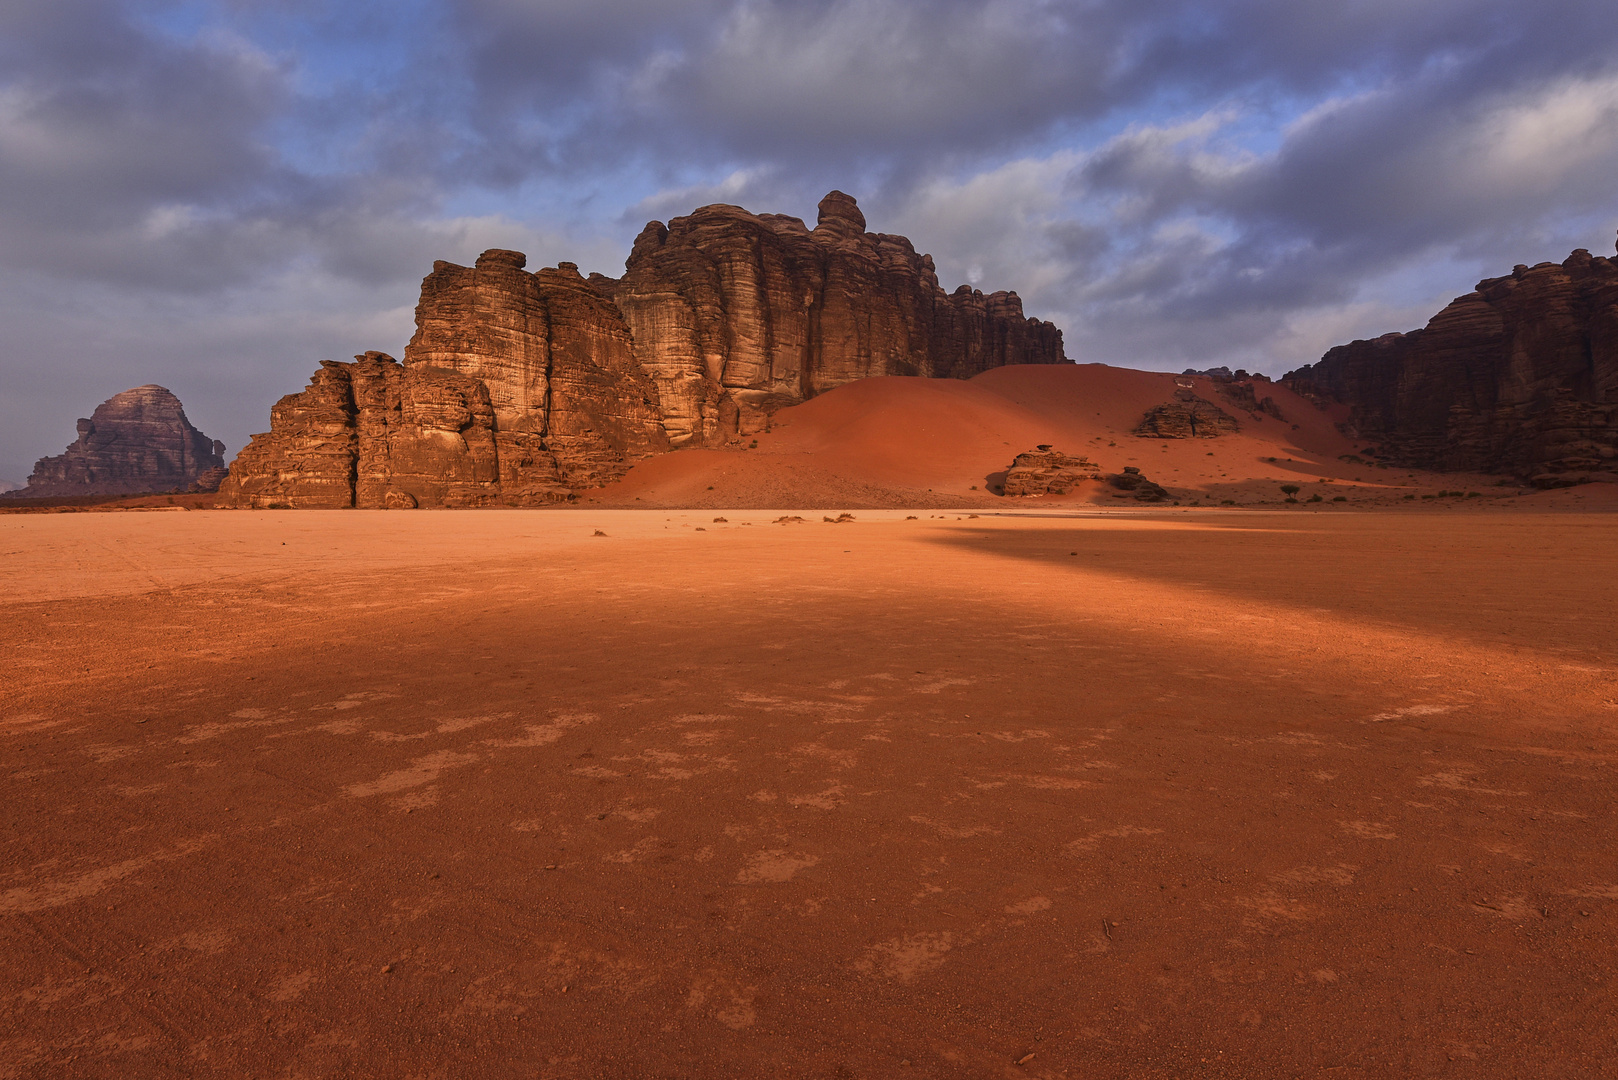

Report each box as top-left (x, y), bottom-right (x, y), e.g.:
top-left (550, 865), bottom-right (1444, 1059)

top-left (188, 467), bottom-right (229, 494)
top-left (601, 191), bottom-right (1067, 446)
top-left (1107, 466), bottom-right (1169, 502)
top-left (8, 386), bottom-right (225, 497)
top-left (1000, 447), bottom-right (1102, 495)
top-left (1134, 386), bottom-right (1240, 438)
top-left (1282, 242), bottom-right (1618, 480)
top-left (219, 352), bottom-right (563, 509)
top-left (405, 251), bottom-right (668, 490)
top-left (221, 191), bottom-right (1067, 508)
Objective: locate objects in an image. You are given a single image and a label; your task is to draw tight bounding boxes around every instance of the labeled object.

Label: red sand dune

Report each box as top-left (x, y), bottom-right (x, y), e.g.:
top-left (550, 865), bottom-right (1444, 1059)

top-left (585, 364), bottom-right (1483, 510)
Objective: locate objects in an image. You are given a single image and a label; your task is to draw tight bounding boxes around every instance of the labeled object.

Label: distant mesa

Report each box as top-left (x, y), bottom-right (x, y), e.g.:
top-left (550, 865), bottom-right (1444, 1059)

top-left (1283, 237), bottom-right (1618, 486)
top-left (7, 386), bottom-right (227, 498)
top-left (219, 191), bottom-right (1068, 509)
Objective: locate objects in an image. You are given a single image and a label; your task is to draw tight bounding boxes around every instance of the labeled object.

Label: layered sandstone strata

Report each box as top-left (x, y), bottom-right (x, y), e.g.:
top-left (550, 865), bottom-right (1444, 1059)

top-left (1133, 387), bottom-right (1240, 439)
top-left (1000, 447), bottom-right (1102, 496)
top-left (219, 352), bottom-right (563, 509)
top-left (220, 192), bottom-right (1067, 507)
top-left (1283, 243), bottom-right (1618, 481)
top-left (405, 252), bottom-right (668, 490)
top-left (11, 385), bottom-right (226, 497)
top-left (601, 191), bottom-right (1066, 445)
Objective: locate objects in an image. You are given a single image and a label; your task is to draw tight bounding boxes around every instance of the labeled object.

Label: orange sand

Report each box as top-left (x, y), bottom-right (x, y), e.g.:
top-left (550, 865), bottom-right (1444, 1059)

top-left (3, 508), bottom-right (1616, 1077)
top-left (583, 365), bottom-right (1558, 510)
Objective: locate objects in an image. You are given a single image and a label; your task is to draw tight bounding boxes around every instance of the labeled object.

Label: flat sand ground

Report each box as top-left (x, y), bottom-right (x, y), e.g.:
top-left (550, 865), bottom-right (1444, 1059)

top-left (2, 508), bottom-right (1616, 1079)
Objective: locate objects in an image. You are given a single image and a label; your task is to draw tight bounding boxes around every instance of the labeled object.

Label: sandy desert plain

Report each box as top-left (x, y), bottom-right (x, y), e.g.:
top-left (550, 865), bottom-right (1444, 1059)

top-left (3, 365), bottom-right (1617, 1079)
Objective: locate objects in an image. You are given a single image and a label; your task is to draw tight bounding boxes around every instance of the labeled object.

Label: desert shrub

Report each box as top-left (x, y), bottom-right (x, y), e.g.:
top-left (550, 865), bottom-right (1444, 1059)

top-left (1333, 496), bottom-right (1347, 502)
top-left (1280, 484), bottom-right (1301, 496)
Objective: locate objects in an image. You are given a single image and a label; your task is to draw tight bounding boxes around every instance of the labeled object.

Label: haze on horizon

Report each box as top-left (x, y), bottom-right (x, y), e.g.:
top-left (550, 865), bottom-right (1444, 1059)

top-left (3, 0), bottom-right (1617, 484)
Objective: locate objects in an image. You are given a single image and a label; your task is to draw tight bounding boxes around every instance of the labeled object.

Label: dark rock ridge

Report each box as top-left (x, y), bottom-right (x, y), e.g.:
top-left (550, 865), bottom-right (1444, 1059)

top-left (220, 192), bottom-right (1066, 508)
top-left (1000, 447), bottom-right (1101, 496)
top-left (1283, 240), bottom-right (1618, 482)
top-left (9, 386), bottom-right (226, 498)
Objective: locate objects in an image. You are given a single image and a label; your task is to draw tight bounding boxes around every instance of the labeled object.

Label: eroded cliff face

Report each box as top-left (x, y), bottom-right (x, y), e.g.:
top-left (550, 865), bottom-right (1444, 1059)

top-left (404, 250), bottom-right (669, 490)
top-left (604, 191), bottom-right (1066, 446)
top-left (220, 191), bottom-right (1067, 507)
top-left (1283, 245), bottom-right (1618, 481)
top-left (219, 352), bottom-right (560, 509)
top-left (12, 385), bottom-right (226, 497)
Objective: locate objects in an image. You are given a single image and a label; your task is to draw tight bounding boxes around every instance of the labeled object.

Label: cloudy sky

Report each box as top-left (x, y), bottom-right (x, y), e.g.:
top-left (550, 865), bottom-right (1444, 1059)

top-left (4, 0), bottom-right (1618, 483)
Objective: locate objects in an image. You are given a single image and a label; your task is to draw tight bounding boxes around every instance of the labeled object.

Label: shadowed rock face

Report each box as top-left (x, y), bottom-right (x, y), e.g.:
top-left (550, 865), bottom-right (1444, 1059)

top-left (1283, 243), bottom-right (1618, 482)
top-left (220, 192), bottom-right (1067, 507)
top-left (11, 385), bottom-right (225, 497)
top-left (604, 191), bottom-right (1067, 446)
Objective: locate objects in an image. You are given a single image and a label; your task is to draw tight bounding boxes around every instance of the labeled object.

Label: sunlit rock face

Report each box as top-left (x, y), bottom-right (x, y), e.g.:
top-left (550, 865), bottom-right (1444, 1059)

top-left (11, 385), bottom-right (226, 497)
top-left (1285, 244), bottom-right (1618, 484)
top-left (605, 191), bottom-right (1067, 447)
top-left (220, 191), bottom-right (1067, 507)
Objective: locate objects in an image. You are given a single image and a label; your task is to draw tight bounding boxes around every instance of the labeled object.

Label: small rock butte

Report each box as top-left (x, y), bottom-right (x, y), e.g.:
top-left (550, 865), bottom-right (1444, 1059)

top-left (9, 386), bottom-right (226, 498)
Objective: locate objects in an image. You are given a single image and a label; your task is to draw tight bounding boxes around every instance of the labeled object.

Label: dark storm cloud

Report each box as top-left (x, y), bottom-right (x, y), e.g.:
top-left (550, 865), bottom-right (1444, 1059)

top-left (0, 0), bottom-right (295, 285)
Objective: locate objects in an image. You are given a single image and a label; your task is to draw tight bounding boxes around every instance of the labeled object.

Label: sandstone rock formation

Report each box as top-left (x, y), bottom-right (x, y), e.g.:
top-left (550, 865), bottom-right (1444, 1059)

top-left (1000, 447), bottom-right (1102, 496)
top-left (9, 385), bottom-right (226, 497)
top-left (1107, 466), bottom-right (1169, 502)
top-left (597, 191), bottom-right (1066, 446)
top-left (1202, 372), bottom-right (1286, 422)
top-left (1134, 386), bottom-right (1240, 438)
top-left (222, 351), bottom-right (565, 509)
top-left (1283, 242), bottom-right (1618, 482)
top-left (405, 251), bottom-right (669, 490)
top-left (221, 192), bottom-right (1067, 507)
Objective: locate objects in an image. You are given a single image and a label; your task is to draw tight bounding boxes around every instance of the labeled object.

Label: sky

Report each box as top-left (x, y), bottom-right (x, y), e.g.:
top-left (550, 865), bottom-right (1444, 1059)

top-left (4, 0), bottom-right (1618, 484)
